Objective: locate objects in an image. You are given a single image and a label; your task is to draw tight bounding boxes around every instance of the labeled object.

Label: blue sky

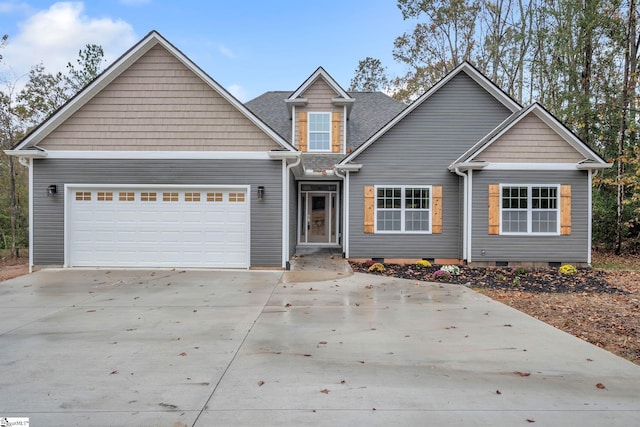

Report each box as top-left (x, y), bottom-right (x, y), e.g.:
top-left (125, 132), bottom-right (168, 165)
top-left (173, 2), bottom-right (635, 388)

top-left (0, 1), bottom-right (414, 101)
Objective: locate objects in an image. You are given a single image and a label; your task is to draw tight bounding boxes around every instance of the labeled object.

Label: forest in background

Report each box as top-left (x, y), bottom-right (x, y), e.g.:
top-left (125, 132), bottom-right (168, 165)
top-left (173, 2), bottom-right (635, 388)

top-left (1, 0), bottom-right (639, 257)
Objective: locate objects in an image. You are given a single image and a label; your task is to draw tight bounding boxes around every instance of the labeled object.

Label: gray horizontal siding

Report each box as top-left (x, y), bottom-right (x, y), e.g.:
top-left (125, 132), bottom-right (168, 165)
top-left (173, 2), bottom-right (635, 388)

top-left (348, 72), bottom-right (512, 260)
top-left (33, 158), bottom-right (283, 267)
top-left (471, 170), bottom-right (589, 263)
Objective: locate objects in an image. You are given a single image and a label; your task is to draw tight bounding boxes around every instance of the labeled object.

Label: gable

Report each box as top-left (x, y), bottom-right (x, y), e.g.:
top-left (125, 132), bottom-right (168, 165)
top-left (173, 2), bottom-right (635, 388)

top-left (474, 113), bottom-right (585, 163)
top-left (39, 44), bottom-right (281, 152)
top-left (299, 78), bottom-right (339, 109)
top-left (347, 72), bottom-right (513, 165)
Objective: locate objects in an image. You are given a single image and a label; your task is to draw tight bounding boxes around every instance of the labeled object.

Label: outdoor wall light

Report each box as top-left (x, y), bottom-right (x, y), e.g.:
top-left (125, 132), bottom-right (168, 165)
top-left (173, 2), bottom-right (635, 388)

top-left (257, 186), bottom-right (265, 201)
top-left (47, 185), bottom-right (57, 197)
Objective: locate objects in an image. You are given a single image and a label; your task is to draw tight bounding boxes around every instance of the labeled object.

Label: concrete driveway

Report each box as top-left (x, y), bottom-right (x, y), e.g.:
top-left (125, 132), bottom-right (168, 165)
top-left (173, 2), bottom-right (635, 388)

top-left (1, 268), bottom-right (639, 426)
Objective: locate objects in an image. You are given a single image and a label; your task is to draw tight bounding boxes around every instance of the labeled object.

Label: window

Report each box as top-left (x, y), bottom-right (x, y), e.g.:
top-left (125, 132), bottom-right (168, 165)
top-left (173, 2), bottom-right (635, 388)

top-left (140, 192), bottom-right (157, 202)
top-left (207, 192), bottom-right (223, 202)
top-left (185, 192), bottom-right (201, 202)
top-left (229, 192), bottom-right (245, 203)
top-left (97, 192), bottom-right (113, 201)
top-left (163, 192), bottom-right (179, 202)
top-left (308, 112), bottom-right (331, 151)
top-left (119, 192), bottom-right (135, 202)
top-left (75, 191), bottom-right (91, 201)
top-left (375, 186), bottom-right (431, 233)
top-left (501, 185), bottom-right (559, 234)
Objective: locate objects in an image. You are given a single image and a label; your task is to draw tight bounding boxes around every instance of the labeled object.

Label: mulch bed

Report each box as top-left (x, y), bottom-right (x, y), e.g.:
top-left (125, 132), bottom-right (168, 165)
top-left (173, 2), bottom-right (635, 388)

top-left (349, 262), bottom-right (626, 294)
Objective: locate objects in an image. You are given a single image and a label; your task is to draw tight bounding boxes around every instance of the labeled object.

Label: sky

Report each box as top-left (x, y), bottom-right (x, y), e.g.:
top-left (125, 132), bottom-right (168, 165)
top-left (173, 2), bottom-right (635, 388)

top-left (0, 1), bottom-right (415, 101)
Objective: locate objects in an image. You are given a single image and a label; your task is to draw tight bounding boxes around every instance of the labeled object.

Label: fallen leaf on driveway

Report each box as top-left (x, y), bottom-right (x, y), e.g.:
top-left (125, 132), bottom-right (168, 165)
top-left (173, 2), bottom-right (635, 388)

top-left (596, 383), bottom-right (606, 389)
top-left (320, 389), bottom-right (330, 394)
top-left (179, 352), bottom-right (187, 356)
top-left (258, 380), bottom-right (265, 386)
top-left (526, 419), bottom-right (535, 423)
top-left (496, 390), bottom-right (502, 395)
top-left (109, 370), bottom-right (119, 375)
top-left (514, 371), bottom-right (531, 377)
top-left (86, 310), bottom-right (96, 313)
top-left (318, 341), bottom-right (327, 345)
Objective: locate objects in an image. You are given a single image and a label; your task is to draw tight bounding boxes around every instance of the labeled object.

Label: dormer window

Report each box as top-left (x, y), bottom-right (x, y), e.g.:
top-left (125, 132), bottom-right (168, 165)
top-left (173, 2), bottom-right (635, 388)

top-left (308, 112), bottom-right (331, 151)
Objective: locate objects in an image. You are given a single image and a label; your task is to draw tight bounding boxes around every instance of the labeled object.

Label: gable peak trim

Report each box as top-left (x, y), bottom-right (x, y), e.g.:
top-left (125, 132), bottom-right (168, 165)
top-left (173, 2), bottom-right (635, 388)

top-left (288, 66), bottom-right (353, 101)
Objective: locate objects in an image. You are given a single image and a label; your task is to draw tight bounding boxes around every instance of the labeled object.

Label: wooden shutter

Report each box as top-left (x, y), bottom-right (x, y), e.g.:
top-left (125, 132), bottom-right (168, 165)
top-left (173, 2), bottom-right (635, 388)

top-left (298, 112), bottom-right (307, 152)
top-left (488, 184), bottom-right (500, 235)
top-left (331, 112), bottom-right (341, 153)
top-left (560, 184), bottom-right (571, 235)
top-left (432, 186), bottom-right (443, 234)
top-left (364, 186), bottom-right (374, 233)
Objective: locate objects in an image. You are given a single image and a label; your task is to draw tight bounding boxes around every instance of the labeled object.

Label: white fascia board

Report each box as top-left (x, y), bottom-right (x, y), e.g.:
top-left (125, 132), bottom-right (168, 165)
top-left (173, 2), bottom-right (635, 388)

top-left (4, 149), bottom-right (47, 158)
top-left (482, 163), bottom-right (585, 170)
top-left (577, 162), bottom-right (613, 170)
top-left (44, 151), bottom-right (276, 160)
top-left (340, 62), bottom-right (520, 165)
top-left (268, 151), bottom-right (302, 160)
top-left (335, 163), bottom-right (362, 172)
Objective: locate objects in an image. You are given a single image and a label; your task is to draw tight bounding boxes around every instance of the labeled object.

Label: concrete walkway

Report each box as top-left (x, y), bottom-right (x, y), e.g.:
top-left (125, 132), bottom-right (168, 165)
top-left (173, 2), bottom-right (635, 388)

top-left (1, 264), bottom-right (639, 426)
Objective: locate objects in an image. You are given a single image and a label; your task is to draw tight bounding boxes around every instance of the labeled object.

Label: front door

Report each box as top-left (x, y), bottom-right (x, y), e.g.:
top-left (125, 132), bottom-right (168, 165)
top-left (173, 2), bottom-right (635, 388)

top-left (299, 184), bottom-right (339, 245)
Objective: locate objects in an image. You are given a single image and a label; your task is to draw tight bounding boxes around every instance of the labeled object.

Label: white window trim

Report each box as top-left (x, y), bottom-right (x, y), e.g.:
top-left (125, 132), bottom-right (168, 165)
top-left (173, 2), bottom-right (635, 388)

top-left (374, 185), bottom-right (432, 234)
top-left (307, 112), bottom-right (332, 152)
top-left (499, 184), bottom-right (560, 236)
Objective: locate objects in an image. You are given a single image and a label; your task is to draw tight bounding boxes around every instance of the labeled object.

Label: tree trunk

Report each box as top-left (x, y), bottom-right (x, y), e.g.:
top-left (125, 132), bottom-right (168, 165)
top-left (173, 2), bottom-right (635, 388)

top-left (615, 0), bottom-right (636, 255)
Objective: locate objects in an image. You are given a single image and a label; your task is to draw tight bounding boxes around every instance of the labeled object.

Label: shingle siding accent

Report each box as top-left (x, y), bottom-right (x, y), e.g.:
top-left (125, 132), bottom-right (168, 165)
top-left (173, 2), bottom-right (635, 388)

top-left (347, 72), bottom-right (512, 260)
top-left (39, 45), bottom-right (280, 152)
top-left (32, 159), bottom-right (283, 267)
top-left (475, 114), bottom-right (585, 163)
top-left (471, 170), bottom-right (589, 262)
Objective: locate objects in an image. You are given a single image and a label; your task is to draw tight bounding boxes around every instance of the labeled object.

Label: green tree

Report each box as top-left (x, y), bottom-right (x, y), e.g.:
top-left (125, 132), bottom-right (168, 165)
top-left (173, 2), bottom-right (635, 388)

top-left (349, 57), bottom-right (390, 92)
top-left (0, 44), bottom-right (106, 257)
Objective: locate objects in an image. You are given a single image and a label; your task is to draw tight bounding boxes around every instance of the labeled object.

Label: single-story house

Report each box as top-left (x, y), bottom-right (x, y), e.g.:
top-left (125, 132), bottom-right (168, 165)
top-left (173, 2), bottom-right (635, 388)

top-left (7, 31), bottom-right (611, 271)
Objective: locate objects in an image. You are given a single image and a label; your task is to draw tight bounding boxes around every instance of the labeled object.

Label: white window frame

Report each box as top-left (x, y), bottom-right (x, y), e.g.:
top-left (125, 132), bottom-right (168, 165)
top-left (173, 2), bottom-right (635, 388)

top-left (500, 184), bottom-right (560, 236)
top-left (374, 185), bottom-right (432, 234)
top-left (307, 112), bottom-right (332, 152)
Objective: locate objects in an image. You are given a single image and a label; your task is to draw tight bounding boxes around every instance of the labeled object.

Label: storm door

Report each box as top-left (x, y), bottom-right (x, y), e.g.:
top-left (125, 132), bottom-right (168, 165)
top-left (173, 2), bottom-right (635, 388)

top-left (299, 184), bottom-right (338, 245)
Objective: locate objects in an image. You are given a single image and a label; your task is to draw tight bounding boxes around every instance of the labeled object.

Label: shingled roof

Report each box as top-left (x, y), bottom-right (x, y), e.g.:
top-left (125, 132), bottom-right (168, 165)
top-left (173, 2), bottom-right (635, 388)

top-left (245, 91), bottom-right (406, 151)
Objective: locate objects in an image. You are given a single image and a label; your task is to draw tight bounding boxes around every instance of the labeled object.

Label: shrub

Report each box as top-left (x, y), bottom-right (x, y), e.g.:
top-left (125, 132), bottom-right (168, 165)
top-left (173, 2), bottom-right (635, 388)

top-left (364, 259), bottom-right (376, 267)
top-left (368, 262), bottom-right (386, 273)
top-left (514, 267), bottom-right (528, 275)
top-left (559, 264), bottom-right (577, 275)
top-left (431, 269), bottom-right (452, 282)
top-left (440, 265), bottom-right (460, 276)
top-left (416, 259), bottom-right (432, 268)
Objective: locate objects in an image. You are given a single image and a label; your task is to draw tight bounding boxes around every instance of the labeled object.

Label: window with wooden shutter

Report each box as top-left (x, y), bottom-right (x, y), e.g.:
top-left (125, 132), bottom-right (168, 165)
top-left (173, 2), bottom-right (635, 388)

top-left (492, 184), bottom-right (567, 235)
top-left (432, 186), bottom-right (443, 234)
top-left (560, 184), bottom-right (571, 235)
top-left (298, 111), bottom-right (308, 152)
top-left (488, 184), bottom-right (500, 234)
top-left (364, 186), bottom-right (374, 233)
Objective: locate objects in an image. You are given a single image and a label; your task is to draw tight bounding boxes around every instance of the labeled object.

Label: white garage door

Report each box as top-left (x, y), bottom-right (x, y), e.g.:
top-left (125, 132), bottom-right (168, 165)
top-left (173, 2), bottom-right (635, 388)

top-left (67, 186), bottom-right (250, 268)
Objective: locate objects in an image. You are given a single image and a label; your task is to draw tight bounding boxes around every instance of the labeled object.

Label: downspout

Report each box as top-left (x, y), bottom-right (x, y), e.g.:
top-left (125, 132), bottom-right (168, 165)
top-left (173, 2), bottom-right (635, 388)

top-left (588, 169), bottom-right (598, 266)
top-left (334, 167), bottom-right (346, 257)
top-left (453, 167), bottom-right (468, 263)
top-left (283, 155), bottom-right (302, 269)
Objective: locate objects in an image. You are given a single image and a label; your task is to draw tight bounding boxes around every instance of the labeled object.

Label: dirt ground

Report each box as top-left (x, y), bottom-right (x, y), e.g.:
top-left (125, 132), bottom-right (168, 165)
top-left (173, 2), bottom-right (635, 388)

top-left (0, 256), bottom-right (28, 282)
top-left (3, 253), bottom-right (639, 365)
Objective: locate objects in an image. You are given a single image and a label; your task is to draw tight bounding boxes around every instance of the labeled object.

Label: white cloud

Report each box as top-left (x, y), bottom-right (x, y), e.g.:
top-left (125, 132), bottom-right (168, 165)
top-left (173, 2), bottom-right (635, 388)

top-left (2, 2), bottom-right (137, 83)
top-left (218, 44), bottom-right (235, 59)
top-left (227, 84), bottom-right (247, 102)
